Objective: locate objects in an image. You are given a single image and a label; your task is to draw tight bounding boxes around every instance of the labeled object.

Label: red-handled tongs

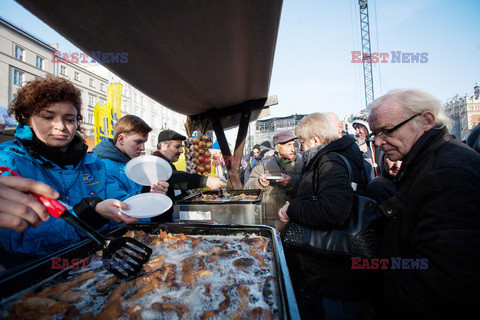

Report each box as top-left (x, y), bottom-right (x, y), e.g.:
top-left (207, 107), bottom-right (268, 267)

top-left (0, 166), bottom-right (152, 278)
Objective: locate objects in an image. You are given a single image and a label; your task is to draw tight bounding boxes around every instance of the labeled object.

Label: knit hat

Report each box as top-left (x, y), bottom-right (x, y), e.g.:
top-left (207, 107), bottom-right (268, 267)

top-left (260, 141), bottom-right (272, 149)
top-left (351, 112), bottom-right (370, 134)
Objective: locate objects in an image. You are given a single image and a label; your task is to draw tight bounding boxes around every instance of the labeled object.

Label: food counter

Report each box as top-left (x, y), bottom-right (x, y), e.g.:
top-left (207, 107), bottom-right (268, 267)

top-left (173, 190), bottom-right (264, 225)
top-left (0, 223), bottom-right (299, 319)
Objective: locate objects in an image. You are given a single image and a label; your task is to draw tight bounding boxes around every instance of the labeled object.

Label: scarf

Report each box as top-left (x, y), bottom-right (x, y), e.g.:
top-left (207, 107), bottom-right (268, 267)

top-left (303, 144), bottom-right (326, 166)
top-left (19, 134), bottom-right (87, 168)
top-left (274, 151), bottom-right (295, 166)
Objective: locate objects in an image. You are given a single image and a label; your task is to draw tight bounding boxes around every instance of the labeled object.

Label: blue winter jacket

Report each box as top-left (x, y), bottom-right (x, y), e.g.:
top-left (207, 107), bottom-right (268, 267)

top-left (0, 124), bottom-right (114, 263)
top-left (91, 138), bottom-right (142, 201)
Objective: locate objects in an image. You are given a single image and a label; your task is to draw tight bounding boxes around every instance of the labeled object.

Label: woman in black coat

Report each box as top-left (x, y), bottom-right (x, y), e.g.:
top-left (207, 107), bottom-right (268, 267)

top-left (278, 112), bottom-right (373, 319)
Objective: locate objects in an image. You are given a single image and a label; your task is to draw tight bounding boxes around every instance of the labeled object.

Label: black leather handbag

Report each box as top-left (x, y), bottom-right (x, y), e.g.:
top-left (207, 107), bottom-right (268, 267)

top-left (282, 153), bottom-right (383, 258)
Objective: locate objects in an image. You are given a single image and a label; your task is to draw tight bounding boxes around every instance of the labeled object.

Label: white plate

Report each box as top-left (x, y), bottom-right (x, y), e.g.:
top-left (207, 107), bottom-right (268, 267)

top-left (125, 155), bottom-right (172, 186)
top-left (264, 176), bottom-right (284, 180)
top-left (121, 193), bottom-right (173, 218)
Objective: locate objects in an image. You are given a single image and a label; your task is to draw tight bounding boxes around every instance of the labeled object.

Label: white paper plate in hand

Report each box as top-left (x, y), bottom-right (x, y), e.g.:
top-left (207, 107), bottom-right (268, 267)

top-left (125, 155), bottom-right (172, 186)
top-left (264, 176), bottom-right (284, 180)
top-left (120, 193), bottom-right (172, 218)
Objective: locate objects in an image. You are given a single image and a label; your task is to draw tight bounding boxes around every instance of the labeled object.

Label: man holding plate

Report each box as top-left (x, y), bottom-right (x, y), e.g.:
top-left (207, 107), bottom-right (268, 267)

top-left (245, 131), bottom-right (303, 234)
top-left (92, 115), bottom-right (169, 201)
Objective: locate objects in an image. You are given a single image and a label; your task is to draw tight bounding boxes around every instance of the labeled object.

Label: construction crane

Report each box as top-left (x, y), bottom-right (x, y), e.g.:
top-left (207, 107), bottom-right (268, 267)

top-left (358, 0), bottom-right (374, 107)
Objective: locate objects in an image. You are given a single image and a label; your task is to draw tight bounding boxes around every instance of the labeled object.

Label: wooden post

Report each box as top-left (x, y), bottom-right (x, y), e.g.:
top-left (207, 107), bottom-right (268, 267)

top-left (195, 97), bottom-right (277, 190)
top-left (230, 108), bottom-right (251, 189)
top-left (210, 113), bottom-right (243, 189)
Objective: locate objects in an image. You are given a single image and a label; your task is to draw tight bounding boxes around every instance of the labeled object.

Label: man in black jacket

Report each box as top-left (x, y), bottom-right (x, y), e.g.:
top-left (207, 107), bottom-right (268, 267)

top-left (368, 89), bottom-right (480, 319)
top-left (152, 130), bottom-right (224, 222)
top-left (466, 123), bottom-right (480, 153)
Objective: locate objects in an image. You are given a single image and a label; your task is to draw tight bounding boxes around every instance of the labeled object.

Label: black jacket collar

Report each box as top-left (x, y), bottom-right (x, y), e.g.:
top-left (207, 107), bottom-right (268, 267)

top-left (396, 128), bottom-right (449, 182)
top-left (153, 150), bottom-right (177, 171)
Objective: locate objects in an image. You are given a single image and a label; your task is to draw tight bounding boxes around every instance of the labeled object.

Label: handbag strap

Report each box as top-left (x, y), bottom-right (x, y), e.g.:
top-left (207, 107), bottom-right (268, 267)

top-left (334, 153), bottom-right (352, 183)
top-left (311, 152), bottom-right (356, 200)
top-left (312, 159), bottom-right (319, 201)
top-left (333, 153), bottom-right (358, 191)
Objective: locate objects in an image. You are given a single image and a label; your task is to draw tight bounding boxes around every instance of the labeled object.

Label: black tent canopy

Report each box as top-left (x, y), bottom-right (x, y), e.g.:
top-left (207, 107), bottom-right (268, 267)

top-left (17, 0), bottom-right (283, 188)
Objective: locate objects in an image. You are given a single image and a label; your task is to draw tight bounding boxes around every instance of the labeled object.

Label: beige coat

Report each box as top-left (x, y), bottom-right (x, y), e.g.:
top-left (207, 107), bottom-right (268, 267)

top-left (244, 153), bottom-right (303, 233)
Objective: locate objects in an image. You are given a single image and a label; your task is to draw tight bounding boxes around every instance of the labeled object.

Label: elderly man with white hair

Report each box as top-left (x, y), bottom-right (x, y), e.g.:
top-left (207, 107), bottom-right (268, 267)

top-left (368, 89), bottom-right (480, 319)
top-left (245, 131), bottom-right (303, 234)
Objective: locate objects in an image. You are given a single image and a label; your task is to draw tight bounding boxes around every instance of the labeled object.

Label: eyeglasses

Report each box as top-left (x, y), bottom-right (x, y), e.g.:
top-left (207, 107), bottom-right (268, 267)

top-left (367, 113), bottom-right (422, 142)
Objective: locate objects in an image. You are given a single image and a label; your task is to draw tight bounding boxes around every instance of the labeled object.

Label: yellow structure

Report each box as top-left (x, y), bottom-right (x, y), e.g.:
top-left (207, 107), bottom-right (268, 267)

top-left (94, 83), bottom-right (123, 145)
top-left (94, 102), bottom-right (108, 145)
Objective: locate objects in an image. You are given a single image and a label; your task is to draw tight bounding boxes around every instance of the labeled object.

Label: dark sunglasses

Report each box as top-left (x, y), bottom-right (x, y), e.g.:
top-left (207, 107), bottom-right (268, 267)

top-left (367, 113), bottom-right (422, 142)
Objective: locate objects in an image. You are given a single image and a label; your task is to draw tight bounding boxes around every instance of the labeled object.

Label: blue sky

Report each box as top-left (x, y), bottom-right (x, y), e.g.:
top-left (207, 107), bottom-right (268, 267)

top-left (270, 0), bottom-right (480, 119)
top-left (1, 0), bottom-right (479, 124)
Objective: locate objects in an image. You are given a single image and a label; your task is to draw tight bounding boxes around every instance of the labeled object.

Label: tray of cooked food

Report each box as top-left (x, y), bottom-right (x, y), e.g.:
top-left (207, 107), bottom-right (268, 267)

top-left (173, 190), bottom-right (264, 225)
top-left (0, 223), bottom-right (299, 320)
top-left (178, 189), bottom-right (263, 204)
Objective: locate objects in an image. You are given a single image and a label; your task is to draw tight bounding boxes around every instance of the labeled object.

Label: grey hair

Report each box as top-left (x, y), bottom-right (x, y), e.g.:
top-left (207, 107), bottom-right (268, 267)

top-left (157, 140), bottom-right (173, 150)
top-left (295, 112), bottom-right (339, 145)
top-left (368, 89), bottom-right (452, 131)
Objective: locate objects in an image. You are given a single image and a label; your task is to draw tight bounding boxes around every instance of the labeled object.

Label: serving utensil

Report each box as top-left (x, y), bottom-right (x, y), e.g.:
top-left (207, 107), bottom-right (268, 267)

top-left (0, 166), bottom-right (152, 279)
top-left (219, 187), bottom-right (232, 198)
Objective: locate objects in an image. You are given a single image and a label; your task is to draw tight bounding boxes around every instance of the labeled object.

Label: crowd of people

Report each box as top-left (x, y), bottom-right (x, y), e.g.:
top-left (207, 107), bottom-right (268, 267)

top-left (1, 75), bottom-right (479, 319)
top-left (240, 91), bottom-right (480, 319)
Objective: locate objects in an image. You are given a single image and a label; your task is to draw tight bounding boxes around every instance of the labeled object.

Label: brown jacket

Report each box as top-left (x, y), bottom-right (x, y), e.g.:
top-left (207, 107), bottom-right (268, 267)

top-left (245, 153), bottom-right (303, 233)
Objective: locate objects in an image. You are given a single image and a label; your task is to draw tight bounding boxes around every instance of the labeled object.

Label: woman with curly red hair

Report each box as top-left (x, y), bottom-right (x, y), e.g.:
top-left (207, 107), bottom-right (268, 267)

top-left (0, 75), bottom-right (137, 269)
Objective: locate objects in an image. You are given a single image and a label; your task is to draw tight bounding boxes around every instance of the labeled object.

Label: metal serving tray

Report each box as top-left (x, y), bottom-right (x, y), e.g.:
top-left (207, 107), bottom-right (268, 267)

top-left (174, 189), bottom-right (264, 224)
top-left (178, 189), bottom-right (263, 204)
top-left (0, 223), bottom-right (300, 320)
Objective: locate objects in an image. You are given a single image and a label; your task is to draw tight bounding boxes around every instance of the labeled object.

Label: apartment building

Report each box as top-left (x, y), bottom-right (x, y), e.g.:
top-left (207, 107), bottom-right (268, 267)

top-left (85, 64), bottom-right (187, 153)
top-left (0, 17), bottom-right (52, 110)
